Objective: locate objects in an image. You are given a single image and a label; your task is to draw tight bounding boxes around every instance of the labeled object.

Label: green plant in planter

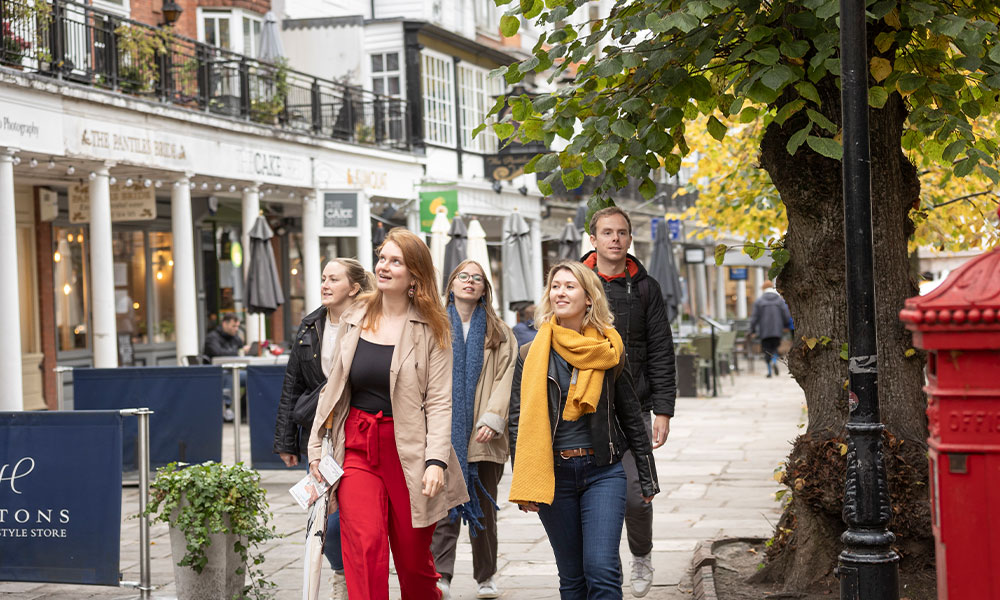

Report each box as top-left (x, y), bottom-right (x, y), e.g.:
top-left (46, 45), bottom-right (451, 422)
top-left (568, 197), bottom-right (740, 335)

top-left (145, 461), bottom-right (277, 600)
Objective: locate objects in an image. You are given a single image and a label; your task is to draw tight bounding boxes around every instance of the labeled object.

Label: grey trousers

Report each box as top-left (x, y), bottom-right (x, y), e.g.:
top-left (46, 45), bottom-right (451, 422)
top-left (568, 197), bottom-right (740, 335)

top-left (430, 460), bottom-right (504, 584)
top-left (621, 411), bottom-right (654, 557)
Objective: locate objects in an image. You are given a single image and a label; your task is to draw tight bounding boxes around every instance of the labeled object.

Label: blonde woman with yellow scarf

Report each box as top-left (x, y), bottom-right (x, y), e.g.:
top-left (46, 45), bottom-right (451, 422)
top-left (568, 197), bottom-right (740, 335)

top-left (508, 261), bottom-right (659, 600)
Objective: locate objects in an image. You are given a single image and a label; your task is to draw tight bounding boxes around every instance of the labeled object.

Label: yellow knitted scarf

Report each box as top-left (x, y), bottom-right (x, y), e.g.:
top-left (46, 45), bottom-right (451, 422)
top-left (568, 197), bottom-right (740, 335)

top-left (509, 317), bottom-right (624, 505)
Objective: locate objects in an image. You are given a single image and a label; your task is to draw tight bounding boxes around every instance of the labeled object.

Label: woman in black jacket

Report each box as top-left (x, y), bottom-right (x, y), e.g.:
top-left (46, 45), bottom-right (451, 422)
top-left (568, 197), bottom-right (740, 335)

top-left (508, 260), bottom-right (658, 600)
top-left (273, 257), bottom-right (371, 599)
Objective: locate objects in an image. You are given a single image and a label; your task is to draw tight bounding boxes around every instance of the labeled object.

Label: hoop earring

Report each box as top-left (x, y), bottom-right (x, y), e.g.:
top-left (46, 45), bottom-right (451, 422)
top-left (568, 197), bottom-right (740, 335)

top-left (408, 285), bottom-right (415, 298)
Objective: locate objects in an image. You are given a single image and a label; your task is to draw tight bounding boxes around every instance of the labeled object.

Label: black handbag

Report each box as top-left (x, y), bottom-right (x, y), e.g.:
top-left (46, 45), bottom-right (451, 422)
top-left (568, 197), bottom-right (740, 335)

top-left (291, 386), bottom-right (322, 429)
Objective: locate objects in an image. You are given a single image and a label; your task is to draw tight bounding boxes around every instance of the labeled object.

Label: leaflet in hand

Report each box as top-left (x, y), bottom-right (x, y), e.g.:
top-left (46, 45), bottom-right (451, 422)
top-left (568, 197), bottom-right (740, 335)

top-left (288, 456), bottom-right (344, 510)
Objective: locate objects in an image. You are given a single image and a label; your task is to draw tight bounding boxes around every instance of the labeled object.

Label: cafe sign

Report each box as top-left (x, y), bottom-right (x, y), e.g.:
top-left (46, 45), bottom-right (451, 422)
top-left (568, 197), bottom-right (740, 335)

top-left (319, 191), bottom-right (361, 237)
top-left (68, 184), bottom-right (157, 223)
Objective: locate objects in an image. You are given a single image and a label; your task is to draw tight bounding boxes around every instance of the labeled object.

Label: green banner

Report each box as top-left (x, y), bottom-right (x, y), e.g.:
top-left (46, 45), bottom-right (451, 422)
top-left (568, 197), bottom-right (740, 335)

top-left (418, 190), bottom-right (458, 233)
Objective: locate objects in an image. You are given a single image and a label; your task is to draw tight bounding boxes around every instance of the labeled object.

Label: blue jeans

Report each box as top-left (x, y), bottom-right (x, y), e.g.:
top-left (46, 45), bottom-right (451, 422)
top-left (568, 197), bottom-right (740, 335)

top-left (324, 511), bottom-right (343, 571)
top-left (537, 456), bottom-right (628, 600)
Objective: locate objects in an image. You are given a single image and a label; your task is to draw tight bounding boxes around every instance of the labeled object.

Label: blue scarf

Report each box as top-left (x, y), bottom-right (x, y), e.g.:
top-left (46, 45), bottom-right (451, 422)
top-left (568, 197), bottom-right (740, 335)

top-left (447, 299), bottom-right (495, 533)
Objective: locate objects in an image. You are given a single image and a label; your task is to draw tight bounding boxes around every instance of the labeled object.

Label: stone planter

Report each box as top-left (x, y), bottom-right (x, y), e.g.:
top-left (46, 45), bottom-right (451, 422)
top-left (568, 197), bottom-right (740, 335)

top-left (168, 502), bottom-right (246, 600)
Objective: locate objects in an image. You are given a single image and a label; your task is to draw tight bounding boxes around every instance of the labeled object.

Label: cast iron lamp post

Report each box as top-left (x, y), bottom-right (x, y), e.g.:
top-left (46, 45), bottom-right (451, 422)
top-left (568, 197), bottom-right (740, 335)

top-left (837, 0), bottom-right (900, 598)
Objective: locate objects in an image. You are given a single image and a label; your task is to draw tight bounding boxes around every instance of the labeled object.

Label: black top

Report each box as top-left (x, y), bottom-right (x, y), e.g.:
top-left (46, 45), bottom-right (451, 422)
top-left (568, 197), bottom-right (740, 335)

top-left (203, 326), bottom-right (243, 358)
top-left (349, 338), bottom-right (395, 417)
top-left (551, 352), bottom-right (593, 451)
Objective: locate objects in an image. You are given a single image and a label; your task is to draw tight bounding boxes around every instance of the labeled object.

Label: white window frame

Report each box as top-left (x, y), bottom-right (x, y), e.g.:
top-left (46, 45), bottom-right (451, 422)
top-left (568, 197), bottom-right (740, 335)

top-left (91, 0), bottom-right (130, 19)
top-left (370, 51), bottom-right (402, 98)
top-left (475, 0), bottom-right (500, 37)
top-left (458, 63), bottom-right (502, 154)
top-left (422, 50), bottom-right (456, 147)
top-left (196, 8), bottom-right (263, 57)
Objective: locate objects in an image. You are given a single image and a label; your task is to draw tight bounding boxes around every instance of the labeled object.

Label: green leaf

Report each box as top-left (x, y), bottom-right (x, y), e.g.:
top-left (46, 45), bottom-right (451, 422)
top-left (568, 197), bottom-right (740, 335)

top-left (518, 55), bottom-right (540, 73)
top-left (663, 153), bottom-right (682, 175)
top-left (954, 156), bottom-right (976, 177)
top-left (610, 119), bottom-right (636, 138)
top-left (662, 11), bottom-right (700, 33)
top-left (595, 56), bottom-right (623, 78)
top-left (500, 15), bottom-right (520, 38)
top-left (932, 14), bottom-right (967, 38)
top-left (471, 123), bottom-right (487, 139)
top-left (493, 123), bottom-right (515, 139)
top-left (582, 160), bottom-right (603, 177)
top-left (775, 99), bottom-right (805, 125)
top-left (840, 343), bottom-right (849, 361)
top-left (561, 169), bottom-right (584, 190)
top-left (523, 0), bottom-right (543, 19)
top-left (761, 65), bottom-right (794, 90)
top-left (532, 95), bottom-right (557, 112)
top-left (807, 109), bottom-right (838, 133)
top-left (535, 152), bottom-right (560, 172)
top-left (787, 125), bottom-right (811, 154)
top-left (706, 116), bottom-right (727, 141)
top-left (638, 177), bottom-right (657, 200)
top-left (747, 46), bottom-right (780, 66)
top-left (868, 86), bottom-right (888, 109)
top-left (806, 135), bottom-right (843, 159)
top-left (537, 179), bottom-right (553, 196)
top-left (896, 73), bottom-right (927, 94)
top-left (594, 142), bottom-right (620, 163)
top-left (780, 40), bottom-right (810, 59)
top-left (714, 244), bottom-right (728, 265)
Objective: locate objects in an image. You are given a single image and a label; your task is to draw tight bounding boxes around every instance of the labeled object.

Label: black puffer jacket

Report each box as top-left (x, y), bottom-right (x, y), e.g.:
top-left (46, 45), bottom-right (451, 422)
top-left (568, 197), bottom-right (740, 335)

top-left (508, 344), bottom-right (659, 498)
top-left (582, 251), bottom-right (677, 416)
top-left (273, 306), bottom-right (328, 457)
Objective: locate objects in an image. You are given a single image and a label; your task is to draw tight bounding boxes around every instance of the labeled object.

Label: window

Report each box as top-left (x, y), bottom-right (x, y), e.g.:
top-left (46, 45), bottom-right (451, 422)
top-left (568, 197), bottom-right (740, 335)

top-left (53, 226), bottom-right (90, 352)
top-left (199, 9), bottom-right (262, 56)
top-left (475, 0), bottom-right (500, 35)
top-left (422, 52), bottom-right (455, 146)
top-left (243, 16), bottom-right (263, 58)
top-left (112, 231), bottom-right (148, 344)
top-left (458, 64), bottom-right (503, 153)
top-left (148, 232), bottom-right (176, 343)
top-left (371, 52), bottom-right (401, 97)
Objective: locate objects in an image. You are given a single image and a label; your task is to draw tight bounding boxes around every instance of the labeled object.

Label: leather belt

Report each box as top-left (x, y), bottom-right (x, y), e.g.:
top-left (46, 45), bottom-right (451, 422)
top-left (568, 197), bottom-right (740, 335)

top-left (557, 447), bottom-right (595, 459)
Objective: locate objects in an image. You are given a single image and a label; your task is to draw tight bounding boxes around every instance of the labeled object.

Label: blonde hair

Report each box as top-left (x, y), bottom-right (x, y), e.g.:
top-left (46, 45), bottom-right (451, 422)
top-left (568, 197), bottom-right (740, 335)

top-left (328, 258), bottom-right (374, 297)
top-left (444, 259), bottom-right (507, 349)
top-left (535, 261), bottom-right (615, 334)
top-left (361, 228), bottom-right (451, 349)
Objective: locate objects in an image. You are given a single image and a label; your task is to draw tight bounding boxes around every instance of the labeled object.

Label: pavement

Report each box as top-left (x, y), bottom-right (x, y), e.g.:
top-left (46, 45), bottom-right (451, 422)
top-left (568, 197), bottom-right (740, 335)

top-left (1, 371), bottom-right (805, 599)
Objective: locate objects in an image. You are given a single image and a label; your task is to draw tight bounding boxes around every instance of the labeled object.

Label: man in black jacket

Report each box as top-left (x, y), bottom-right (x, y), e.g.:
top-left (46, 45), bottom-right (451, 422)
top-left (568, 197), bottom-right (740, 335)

top-left (582, 206), bottom-right (677, 598)
top-left (203, 313), bottom-right (247, 421)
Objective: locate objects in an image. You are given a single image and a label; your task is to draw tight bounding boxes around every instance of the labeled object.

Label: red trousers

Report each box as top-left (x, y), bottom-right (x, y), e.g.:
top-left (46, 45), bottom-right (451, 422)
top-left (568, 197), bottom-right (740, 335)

top-left (337, 407), bottom-right (442, 600)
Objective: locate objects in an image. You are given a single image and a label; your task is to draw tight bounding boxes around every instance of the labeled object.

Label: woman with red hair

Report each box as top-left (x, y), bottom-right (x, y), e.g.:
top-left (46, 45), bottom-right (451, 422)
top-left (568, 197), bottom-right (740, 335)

top-left (309, 228), bottom-right (468, 599)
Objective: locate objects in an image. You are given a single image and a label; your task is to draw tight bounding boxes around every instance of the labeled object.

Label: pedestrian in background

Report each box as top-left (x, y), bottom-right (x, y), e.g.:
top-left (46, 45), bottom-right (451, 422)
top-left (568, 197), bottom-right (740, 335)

top-left (513, 303), bottom-right (537, 347)
top-left (749, 280), bottom-right (792, 377)
top-left (203, 313), bottom-right (248, 421)
top-left (508, 260), bottom-right (658, 600)
top-left (582, 206), bottom-right (676, 597)
top-left (308, 228), bottom-right (468, 600)
top-left (273, 258), bottom-right (372, 600)
top-left (432, 260), bottom-right (517, 600)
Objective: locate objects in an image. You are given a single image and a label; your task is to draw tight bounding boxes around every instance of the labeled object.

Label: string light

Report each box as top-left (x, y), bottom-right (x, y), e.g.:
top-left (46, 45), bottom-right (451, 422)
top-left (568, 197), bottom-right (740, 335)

top-left (189, 182), bottom-right (196, 190)
top-left (125, 178), bottom-right (134, 187)
top-left (229, 185), bottom-right (236, 192)
top-left (144, 179), bottom-right (152, 188)
top-left (47, 159), bottom-right (55, 169)
top-left (109, 177), bottom-right (117, 185)
top-left (12, 157), bottom-right (21, 166)
top-left (29, 158), bottom-right (37, 168)
top-left (201, 182), bottom-right (208, 190)
top-left (89, 172), bottom-right (97, 181)
top-left (155, 180), bottom-right (163, 188)
top-left (53, 251), bottom-right (61, 262)
top-left (214, 183), bottom-right (222, 191)
top-left (66, 166), bottom-right (75, 175)
top-left (132, 301), bottom-right (140, 310)
top-left (156, 271), bottom-right (164, 280)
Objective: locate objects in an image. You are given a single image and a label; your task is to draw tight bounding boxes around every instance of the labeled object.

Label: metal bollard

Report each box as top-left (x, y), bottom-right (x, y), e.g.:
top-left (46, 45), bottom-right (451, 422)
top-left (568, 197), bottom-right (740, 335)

top-left (54, 365), bottom-right (73, 411)
top-left (120, 407), bottom-right (154, 597)
top-left (222, 363), bottom-right (245, 464)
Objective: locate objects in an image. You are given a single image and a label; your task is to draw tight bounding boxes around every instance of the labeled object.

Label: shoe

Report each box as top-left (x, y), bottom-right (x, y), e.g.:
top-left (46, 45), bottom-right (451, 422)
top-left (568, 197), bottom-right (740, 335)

top-left (329, 570), bottom-right (347, 600)
top-left (476, 576), bottom-right (500, 599)
top-left (223, 408), bottom-right (235, 422)
top-left (630, 553), bottom-right (654, 598)
top-left (437, 578), bottom-right (451, 600)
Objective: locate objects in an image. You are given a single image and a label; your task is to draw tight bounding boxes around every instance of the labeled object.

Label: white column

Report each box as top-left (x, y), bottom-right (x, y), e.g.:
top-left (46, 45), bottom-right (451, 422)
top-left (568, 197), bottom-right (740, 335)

top-left (715, 265), bottom-right (727, 320)
top-left (0, 149), bottom-right (24, 410)
top-left (171, 176), bottom-right (199, 363)
top-left (695, 262), bottom-right (708, 319)
top-left (736, 278), bottom-right (748, 319)
top-left (90, 163), bottom-right (118, 367)
top-left (753, 266), bottom-right (766, 304)
top-left (530, 217), bottom-right (544, 302)
top-left (303, 193), bottom-right (321, 310)
top-left (242, 184), bottom-right (261, 345)
top-left (358, 192), bottom-right (373, 272)
top-left (406, 198), bottom-right (421, 235)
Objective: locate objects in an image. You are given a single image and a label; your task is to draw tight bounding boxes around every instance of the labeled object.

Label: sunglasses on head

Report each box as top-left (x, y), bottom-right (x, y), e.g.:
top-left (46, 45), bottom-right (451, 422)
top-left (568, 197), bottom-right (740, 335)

top-left (456, 272), bottom-right (484, 283)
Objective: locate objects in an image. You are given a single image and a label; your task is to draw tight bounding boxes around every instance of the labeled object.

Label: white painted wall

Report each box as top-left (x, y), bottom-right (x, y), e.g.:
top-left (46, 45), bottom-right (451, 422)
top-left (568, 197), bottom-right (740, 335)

top-left (281, 22), bottom-right (365, 83)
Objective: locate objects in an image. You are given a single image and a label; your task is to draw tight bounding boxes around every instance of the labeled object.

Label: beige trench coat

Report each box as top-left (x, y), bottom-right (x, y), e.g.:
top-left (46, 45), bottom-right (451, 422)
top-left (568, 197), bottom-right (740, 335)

top-left (466, 323), bottom-right (518, 465)
top-left (308, 303), bottom-right (469, 529)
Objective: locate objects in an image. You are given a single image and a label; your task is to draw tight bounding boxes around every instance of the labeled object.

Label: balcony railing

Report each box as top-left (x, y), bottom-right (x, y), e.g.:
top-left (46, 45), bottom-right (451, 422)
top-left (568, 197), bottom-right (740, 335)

top-left (0, 0), bottom-right (411, 150)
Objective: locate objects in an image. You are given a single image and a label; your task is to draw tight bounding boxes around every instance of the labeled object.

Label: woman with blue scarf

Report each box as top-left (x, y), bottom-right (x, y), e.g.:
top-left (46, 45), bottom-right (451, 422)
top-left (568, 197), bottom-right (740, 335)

top-left (431, 260), bottom-right (517, 600)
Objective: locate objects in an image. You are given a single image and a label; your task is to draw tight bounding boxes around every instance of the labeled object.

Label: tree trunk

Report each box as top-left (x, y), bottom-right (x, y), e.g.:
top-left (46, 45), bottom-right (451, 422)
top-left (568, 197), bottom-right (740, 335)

top-left (751, 77), bottom-right (934, 590)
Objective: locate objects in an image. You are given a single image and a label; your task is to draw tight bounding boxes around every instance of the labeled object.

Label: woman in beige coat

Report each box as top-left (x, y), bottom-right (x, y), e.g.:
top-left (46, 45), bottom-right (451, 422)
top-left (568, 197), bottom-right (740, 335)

top-left (431, 260), bottom-right (517, 600)
top-left (308, 228), bottom-right (468, 600)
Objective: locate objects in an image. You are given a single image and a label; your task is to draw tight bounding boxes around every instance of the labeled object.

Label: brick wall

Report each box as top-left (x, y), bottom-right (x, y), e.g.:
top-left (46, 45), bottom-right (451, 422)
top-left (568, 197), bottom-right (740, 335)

top-left (122, 0), bottom-right (270, 40)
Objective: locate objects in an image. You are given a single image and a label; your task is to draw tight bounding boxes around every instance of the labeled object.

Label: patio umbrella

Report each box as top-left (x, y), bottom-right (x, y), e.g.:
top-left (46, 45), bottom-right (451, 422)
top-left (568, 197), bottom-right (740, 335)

top-left (429, 206), bottom-right (451, 294)
top-left (466, 218), bottom-right (497, 308)
top-left (442, 214), bottom-right (468, 289)
top-left (557, 217), bottom-right (581, 260)
top-left (246, 215), bottom-right (285, 315)
top-left (502, 211), bottom-right (534, 308)
top-left (648, 219), bottom-right (683, 322)
top-left (257, 12), bottom-right (285, 63)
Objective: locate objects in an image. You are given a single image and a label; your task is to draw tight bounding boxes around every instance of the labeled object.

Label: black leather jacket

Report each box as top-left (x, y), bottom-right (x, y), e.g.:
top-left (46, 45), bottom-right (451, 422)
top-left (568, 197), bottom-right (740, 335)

top-left (508, 343), bottom-right (659, 498)
top-left (273, 306), bottom-right (328, 457)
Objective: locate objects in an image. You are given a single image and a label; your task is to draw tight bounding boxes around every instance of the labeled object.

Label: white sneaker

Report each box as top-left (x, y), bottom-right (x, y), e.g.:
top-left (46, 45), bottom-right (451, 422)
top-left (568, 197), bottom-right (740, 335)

top-left (437, 578), bottom-right (451, 600)
top-left (329, 570), bottom-right (347, 600)
top-left (476, 576), bottom-right (500, 599)
top-left (630, 553), bottom-right (654, 598)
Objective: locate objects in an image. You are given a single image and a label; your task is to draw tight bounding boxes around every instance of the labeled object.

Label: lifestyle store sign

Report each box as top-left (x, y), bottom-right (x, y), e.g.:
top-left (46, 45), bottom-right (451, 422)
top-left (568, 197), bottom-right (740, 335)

top-left (68, 183), bottom-right (156, 223)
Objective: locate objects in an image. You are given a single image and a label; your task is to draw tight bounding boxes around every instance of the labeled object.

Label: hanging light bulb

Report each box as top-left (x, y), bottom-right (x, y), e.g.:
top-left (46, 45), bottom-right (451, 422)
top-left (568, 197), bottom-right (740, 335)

top-left (67, 234), bottom-right (74, 242)
top-left (156, 271), bottom-right (164, 281)
top-left (66, 166), bottom-right (75, 175)
top-left (144, 179), bottom-right (152, 188)
top-left (168, 259), bottom-right (174, 267)
top-left (201, 182), bottom-right (208, 190)
top-left (29, 158), bottom-right (38, 168)
top-left (125, 178), bottom-right (134, 187)
top-left (89, 172), bottom-right (97, 181)
top-left (109, 177), bottom-right (117, 185)
top-left (48, 158), bottom-right (56, 169)
top-left (77, 233), bottom-right (84, 243)
top-left (12, 157), bottom-right (21, 166)
top-left (189, 182), bottom-right (196, 190)
top-left (155, 180), bottom-right (163, 188)
top-left (62, 283), bottom-right (72, 295)
top-left (133, 301), bottom-right (140, 310)
top-left (214, 183), bottom-right (222, 191)
top-left (229, 184), bottom-right (236, 192)
top-left (53, 251), bottom-right (61, 262)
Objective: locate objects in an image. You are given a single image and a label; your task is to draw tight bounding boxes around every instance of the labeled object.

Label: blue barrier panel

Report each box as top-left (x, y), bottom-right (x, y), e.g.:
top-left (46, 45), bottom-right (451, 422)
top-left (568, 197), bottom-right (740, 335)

top-left (0, 411), bottom-right (122, 585)
top-left (73, 366), bottom-right (223, 470)
top-left (247, 365), bottom-right (290, 469)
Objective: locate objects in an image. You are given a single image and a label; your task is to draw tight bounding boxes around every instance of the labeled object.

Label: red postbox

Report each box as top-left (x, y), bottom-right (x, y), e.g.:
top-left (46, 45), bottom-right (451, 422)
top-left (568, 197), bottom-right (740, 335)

top-left (899, 248), bottom-right (1000, 600)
